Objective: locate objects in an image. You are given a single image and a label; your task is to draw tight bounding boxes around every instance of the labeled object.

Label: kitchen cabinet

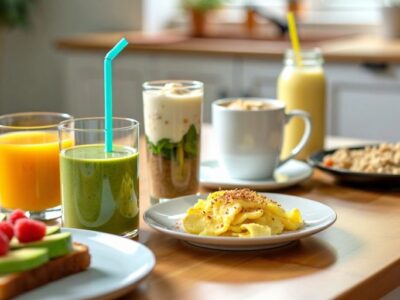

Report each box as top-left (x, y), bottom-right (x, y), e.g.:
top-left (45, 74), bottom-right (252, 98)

top-left (326, 63), bottom-right (400, 142)
top-left (63, 52), bottom-right (400, 141)
top-left (241, 59), bottom-right (282, 99)
top-left (64, 52), bottom-right (155, 126)
top-left (155, 54), bottom-right (238, 122)
top-left (63, 53), bottom-right (237, 125)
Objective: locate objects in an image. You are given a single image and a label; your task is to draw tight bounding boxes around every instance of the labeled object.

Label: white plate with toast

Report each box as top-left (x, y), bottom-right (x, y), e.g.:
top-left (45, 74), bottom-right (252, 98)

top-left (144, 193), bottom-right (337, 251)
top-left (15, 228), bottom-right (155, 300)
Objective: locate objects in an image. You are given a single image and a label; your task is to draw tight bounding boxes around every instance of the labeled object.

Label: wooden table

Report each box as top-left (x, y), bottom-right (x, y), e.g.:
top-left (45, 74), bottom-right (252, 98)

top-left (123, 130), bottom-right (400, 300)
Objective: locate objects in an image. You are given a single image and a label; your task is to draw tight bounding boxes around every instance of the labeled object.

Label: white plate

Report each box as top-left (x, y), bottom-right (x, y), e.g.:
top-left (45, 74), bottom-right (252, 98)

top-left (17, 228), bottom-right (155, 300)
top-left (200, 160), bottom-right (313, 190)
top-left (144, 193), bottom-right (336, 251)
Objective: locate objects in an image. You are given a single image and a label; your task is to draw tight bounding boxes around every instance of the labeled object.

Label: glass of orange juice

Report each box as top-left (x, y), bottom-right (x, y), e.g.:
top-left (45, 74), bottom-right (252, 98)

top-left (0, 112), bottom-right (72, 220)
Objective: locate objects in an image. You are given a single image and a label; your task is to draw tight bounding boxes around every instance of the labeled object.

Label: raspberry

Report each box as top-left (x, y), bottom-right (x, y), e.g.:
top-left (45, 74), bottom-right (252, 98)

top-left (9, 209), bottom-right (28, 225)
top-left (0, 221), bottom-right (14, 241)
top-left (15, 219), bottom-right (46, 243)
top-left (0, 231), bottom-right (9, 256)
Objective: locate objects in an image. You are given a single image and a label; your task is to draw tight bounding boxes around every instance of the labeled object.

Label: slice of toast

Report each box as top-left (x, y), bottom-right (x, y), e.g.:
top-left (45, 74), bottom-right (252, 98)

top-left (0, 242), bottom-right (91, 300)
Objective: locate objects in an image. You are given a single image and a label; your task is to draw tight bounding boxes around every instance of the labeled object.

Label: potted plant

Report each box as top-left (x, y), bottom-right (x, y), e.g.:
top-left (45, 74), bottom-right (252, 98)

top-left (182, 0), bottom-right (224, 37)
top-left (0, 0), bottom-right (33, 28)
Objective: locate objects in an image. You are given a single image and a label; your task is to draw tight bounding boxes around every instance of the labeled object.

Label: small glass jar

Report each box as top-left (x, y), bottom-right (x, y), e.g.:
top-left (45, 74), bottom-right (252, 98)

top-left (277, 48), bottom-right (326, 160)
top-left (143, 80), bottom-right (203, 204)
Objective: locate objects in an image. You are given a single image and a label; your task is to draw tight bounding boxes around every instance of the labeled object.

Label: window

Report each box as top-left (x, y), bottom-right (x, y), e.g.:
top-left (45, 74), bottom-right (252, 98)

top-left (225, 0), bottom-right (381, 24)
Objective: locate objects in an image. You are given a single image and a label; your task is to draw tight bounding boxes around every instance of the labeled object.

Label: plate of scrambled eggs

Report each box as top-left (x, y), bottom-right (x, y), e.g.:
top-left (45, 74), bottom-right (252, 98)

top-left (144, 189), bottom-right (336, 250)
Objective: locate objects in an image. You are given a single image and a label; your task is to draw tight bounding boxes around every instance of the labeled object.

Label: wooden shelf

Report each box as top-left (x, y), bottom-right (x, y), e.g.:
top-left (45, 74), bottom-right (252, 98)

top-left (57, 31), bottom-right (400, 63)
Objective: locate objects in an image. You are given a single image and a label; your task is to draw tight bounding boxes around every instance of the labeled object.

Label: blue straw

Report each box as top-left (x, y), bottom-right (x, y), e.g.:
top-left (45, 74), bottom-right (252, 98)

top-left (104, 37), bottom-right (129, 152)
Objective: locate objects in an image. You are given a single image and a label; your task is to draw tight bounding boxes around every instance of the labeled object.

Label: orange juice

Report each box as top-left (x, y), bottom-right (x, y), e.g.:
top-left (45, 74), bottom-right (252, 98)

top-left (0, 131), bottom-right (72, 211)
top-left (278, 49), bottom-right (326, 160)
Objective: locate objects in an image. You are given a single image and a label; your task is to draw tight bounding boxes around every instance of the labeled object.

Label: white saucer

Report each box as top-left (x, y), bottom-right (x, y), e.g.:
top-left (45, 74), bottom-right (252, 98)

top-left (200, 159), bottom-right (313, 190)
top-left (143, 193), bottom-right (337, 251)
top-left (18, 228), bottom-right (155, 300)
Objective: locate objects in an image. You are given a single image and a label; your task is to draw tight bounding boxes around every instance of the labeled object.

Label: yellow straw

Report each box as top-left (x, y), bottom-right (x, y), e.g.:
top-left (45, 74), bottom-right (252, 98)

top-left (287, 12), bottom-right (303, 67)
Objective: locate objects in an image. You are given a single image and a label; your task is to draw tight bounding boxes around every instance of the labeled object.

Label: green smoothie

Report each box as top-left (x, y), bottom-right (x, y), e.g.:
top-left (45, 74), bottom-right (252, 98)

top-left (60, 144), bottom-right (139, 236)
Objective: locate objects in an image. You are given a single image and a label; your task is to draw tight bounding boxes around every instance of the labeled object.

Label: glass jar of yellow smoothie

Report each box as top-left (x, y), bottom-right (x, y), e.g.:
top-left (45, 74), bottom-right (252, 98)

top-left (277, 48), bottom-right (326, 160)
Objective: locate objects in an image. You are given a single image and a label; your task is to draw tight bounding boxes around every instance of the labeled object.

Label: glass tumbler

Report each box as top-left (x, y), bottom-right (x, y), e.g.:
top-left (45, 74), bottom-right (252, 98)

top-left (0, 112), bottom-right (72, 220)
top-left (59, 117), bottom-right (140, 238)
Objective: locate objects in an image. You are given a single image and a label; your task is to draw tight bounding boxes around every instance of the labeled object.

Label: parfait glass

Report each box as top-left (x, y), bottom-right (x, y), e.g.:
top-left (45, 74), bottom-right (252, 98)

top-left (143, 80), bottom-right (203, 204)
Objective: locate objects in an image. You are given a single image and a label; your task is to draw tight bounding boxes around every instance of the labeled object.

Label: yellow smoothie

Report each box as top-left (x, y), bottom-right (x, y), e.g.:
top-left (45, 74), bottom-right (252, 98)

top-left (278, 61), bottom-right (326, 160)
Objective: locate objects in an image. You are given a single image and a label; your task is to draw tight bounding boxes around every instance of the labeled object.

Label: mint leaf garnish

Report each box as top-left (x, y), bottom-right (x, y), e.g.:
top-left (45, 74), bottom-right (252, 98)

top-left (146, 125), bottom-right (199, 160)
top-left (183, 125), bottom-right (198, 156)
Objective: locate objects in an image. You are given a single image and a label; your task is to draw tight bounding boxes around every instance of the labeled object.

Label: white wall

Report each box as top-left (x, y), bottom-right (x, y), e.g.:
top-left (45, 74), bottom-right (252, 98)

top-left (143, 0), bottom-right (179, 34)
top-left (0, 0), bottom-right (143, 114)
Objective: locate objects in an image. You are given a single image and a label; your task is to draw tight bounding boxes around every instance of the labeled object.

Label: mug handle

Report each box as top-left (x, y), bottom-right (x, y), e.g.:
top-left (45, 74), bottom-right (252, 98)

top-left (278, 110), bottom-right (312, 167)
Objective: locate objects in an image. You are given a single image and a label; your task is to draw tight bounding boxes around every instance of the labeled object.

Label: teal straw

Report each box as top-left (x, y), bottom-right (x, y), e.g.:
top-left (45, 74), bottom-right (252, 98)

top-left (104, 37), bottom-right (129, 152)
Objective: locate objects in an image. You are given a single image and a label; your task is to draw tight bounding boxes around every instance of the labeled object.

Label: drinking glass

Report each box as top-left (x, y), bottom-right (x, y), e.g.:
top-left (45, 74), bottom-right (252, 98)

top-left (0, 112), bottom-right (72, 220)
top-left (58, 117), bottom-right (139, 237)
top-left (143, 80), bottom-right (203, 204)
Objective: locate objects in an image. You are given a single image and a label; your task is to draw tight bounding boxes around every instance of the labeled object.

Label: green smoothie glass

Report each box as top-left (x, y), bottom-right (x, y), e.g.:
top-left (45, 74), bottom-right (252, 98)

top-left (58, 117), bottom-right (139, 238)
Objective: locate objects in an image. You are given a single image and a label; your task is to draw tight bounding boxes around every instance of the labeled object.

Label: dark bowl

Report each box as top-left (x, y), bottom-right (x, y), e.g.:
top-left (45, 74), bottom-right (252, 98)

top-left (308, 146), bottom-right (400, 187)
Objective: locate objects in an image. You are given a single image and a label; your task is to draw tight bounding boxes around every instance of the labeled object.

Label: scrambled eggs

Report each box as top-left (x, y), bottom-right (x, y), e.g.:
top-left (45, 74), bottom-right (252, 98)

top-left (183, 189), bottom-right (303, 237)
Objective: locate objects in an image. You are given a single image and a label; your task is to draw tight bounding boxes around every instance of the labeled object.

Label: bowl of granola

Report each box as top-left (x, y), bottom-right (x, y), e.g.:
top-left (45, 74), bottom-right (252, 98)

top-left (308, 143), bottom-right (400, 185)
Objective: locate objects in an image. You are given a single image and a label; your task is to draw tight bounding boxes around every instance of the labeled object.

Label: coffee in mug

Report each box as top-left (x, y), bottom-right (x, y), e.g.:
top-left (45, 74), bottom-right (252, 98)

top-left (212, 98), bottom-right (312, 180)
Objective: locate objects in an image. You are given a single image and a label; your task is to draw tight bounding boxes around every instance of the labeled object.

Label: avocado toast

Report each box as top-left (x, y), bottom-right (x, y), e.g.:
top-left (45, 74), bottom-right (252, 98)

top-left (0, 210), bottom-right (91, 299)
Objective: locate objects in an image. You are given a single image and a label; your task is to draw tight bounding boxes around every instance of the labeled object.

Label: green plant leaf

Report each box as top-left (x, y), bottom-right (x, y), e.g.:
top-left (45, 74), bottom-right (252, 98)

top-left (183, 124), bottom-right (198, 157)
top-left (182, 0), bottom-right (224, 11)
top-left (146, 125), bottom-right (199, 160)
top-left (0, 0), bottom-right (34, 28)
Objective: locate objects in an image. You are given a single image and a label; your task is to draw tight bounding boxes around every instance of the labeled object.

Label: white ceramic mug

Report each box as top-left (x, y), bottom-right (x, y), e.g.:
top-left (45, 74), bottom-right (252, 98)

top-left (212, 98), bottom-right (312, 180)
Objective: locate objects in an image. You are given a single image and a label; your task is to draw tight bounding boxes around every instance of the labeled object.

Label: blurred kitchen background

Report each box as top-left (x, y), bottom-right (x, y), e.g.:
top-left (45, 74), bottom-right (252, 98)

top-left (0, 0), bottom-right (399, 141)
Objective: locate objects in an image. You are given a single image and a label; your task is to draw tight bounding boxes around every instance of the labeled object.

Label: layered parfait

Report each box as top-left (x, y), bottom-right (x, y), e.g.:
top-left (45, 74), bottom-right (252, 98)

top-left (143, 81), bottom-right (203, 203)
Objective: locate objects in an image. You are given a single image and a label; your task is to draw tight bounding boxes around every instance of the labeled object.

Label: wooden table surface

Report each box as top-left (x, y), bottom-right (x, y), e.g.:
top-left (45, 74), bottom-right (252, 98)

top-left (121, 129), bottom-right (400, 300)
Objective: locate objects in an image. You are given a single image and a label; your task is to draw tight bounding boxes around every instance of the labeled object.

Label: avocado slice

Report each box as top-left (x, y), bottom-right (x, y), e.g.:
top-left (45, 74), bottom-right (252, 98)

top-left (45, 225), bottom-right (61, 235)
top-left (0, 213), bottom-right (6, 222)
top-left (0, 248), bottom-right (49, 275)
top-left (12, 232), bottom-right (73, 259)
